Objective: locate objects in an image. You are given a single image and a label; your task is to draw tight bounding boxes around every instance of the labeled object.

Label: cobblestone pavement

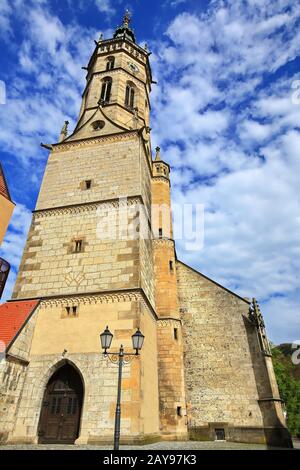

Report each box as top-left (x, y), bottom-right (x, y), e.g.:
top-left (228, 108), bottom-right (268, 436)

top-left (0, 441), bottom-right (296, 450)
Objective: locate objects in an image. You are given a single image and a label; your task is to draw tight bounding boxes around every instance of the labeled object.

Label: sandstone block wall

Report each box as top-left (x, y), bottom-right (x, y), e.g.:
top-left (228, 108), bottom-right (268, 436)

top-left (9, 352), bottom-right (133, 444)
top-left (36, 135), bottom-right (143, 210)
top-left (0, 359), bottom-right (27, 443)
top-left (153, 240), bottom-right (179, 318)
top-left (77, 39), bottom-right (150, 136)
top-left (12, 203), bottom-right (141, 300)
top-left (5, 294), bottom-right (159, 444)
top-left (176, 261), bottom-right (265, 431)
top-left (156, 319), bottom-right (187, 438)
top-left (0, 306), bottom-right (39, 442)
top-left (84, 70), bottom-right (149, 129)
top-left (12, 133), bottom-right (155, 304)
top-left (151, 178), bottom-right (172, 239)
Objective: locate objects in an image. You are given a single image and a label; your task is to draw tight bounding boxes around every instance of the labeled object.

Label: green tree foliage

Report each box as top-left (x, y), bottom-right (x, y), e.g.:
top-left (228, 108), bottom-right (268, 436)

top-left (272, 345), bottom-right (300, 437)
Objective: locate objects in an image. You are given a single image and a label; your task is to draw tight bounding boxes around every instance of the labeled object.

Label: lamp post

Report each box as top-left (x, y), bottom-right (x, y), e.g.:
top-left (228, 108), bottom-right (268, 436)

top-left (100, 326), bottom-right (145, 451)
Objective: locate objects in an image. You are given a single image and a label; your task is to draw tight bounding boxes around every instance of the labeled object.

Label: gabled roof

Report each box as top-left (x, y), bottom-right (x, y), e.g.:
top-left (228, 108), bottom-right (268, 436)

top-left (176, 260), bottom-right (250, 304)
top-left (0, 300), bottom-right (40, 351)
top-left (63, 104), bottom-right (131, 143)
top-left (0, 163), bottom-right (12, 201)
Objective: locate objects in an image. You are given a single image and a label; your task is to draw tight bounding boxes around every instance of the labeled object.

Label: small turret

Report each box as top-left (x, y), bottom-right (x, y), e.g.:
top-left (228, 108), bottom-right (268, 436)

top-left (153, 146), bottom-right (170, 180)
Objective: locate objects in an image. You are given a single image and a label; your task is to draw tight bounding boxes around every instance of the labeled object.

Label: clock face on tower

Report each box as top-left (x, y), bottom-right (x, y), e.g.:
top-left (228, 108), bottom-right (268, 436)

top-left (128, 62), bottom-right (139, 74)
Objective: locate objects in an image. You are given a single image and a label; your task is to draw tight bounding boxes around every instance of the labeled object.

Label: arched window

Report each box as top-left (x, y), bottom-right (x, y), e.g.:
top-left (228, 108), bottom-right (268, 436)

top-left (106, 56), bottom-right (115, 71)
top-left (125, 82), bottom-right (136, 109)
top-left (100, 77), bottom-right (112, 105)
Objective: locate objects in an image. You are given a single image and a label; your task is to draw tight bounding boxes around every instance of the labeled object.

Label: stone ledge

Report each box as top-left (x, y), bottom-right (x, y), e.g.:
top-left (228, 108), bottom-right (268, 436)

top-left (86, 433), bottom-right (162, 446)
top-left (33, 195), bottom-right (144, 218)
top-left (188, 425), bottom-right (293, 448)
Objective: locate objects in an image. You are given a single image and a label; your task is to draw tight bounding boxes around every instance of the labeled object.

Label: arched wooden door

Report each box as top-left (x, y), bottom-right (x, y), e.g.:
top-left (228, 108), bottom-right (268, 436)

top-left (38, 364), bottom-right (83, 444)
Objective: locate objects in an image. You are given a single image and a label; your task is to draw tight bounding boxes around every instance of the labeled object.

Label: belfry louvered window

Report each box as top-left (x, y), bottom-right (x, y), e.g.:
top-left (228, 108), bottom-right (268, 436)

top-left (100, 77), bottom-right (112, 104)
top-left (125, 84), bottom-right (135, 109)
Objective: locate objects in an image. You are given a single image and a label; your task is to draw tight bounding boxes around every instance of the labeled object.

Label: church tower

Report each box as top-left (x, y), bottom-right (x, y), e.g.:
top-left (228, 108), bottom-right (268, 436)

top-left (0, 12), bottom-right (291, 448)
top-left (7, 12), bottom-right (187, 444)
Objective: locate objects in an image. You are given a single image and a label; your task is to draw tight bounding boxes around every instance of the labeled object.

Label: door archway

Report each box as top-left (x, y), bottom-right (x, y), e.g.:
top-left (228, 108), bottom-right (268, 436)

top-left (38, 363), bottom-right (84, 444)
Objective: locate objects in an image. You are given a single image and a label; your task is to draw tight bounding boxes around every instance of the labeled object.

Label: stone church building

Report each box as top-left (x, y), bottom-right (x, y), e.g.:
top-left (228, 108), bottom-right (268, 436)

top-left (0, 14), bottom-right (292, 447)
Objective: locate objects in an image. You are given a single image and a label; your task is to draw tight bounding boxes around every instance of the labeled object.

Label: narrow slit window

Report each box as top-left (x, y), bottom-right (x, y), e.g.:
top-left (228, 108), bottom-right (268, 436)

top-left (159, 228), bottom-right (163, 239)
top-left (75, 240), bottom-right (83, 253)
top-left (65, 305), bottom-right (78, 317)
top-left (130, 88), bottom-right (135, 109)
top-left (169, 260), bottom-right (174, 272)
top-left (177, 406), bottom-right (182, 417)
top-left (125, 85), bottom-right (130, 107)
top-left (174, 328), bottom-right (178, 340)
top-left (85, 180), bottom-right (92, 190)
top-left (125, 83), bottom-right (135, 109)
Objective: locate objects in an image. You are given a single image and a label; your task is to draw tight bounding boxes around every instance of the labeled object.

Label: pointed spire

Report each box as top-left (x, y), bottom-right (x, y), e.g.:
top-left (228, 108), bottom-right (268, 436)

top-left (155, 146), bottom-right (161, 161)
top-left (123, 9), bottom-right (131, 27)
top-left (113, 10), bottom-right (136, 43)
top-left (59, 120), bottom-right (69, 143)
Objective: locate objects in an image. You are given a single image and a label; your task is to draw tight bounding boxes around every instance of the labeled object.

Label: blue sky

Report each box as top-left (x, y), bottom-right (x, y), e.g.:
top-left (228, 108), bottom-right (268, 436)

top-left (0, 0), bottom-right (300, 344)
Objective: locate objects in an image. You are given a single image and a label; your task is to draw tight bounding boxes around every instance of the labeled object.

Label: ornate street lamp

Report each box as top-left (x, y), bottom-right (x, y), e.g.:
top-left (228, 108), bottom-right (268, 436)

top-left (132, 328), bottom-right (145, 354)
top-left (100, 326), bottom-right (113, 354)
top-left (100, 326), bottom-right (145, 450)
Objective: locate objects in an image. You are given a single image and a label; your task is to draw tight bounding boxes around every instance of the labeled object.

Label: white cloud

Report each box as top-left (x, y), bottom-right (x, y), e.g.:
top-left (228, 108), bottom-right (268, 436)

top-left (0, 0), bottom-right (12, 38)
top-left (0, 0), bottom-right (299, 344)
top-left (168, 0), bottom-right (187, 6)
top-left (150, 0), bottom-right (300, 343)
top-left (0, 2), bottom-right (96, 164)
top-left (238, 120), bottom-right (274, 143)
top-left (95, 0), bottom-right (116, 15)
top-left (0, 0), bottom-right (96, 297)
top-left (262, 294), bottom-right (300, 345)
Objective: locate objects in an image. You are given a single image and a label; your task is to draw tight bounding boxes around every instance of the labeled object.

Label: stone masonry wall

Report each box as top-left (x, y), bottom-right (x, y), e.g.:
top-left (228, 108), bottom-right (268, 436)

top-left (36, 135), bottom-right (143, 211)
top-left (176, 261), bottom-right (264, 430)
top-left (12, 202), bottom-right (140, 300)
top-left (13, 133), bottom-right (155, 305)
top-left (79, 41), bottom-right (150, 130)
top-left (8, 295), bottom-right (160, 444)
top-left (0, 359), bottom-right (27, 443)
top-left (0, 306), bottom-right (40, 442)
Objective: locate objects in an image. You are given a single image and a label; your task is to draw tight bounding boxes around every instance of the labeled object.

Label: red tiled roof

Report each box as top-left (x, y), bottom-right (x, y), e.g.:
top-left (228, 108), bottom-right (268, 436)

top-left (0, 300), bottom-right (40, 351)
top-left (0, 163), bottom-right (11, 201)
